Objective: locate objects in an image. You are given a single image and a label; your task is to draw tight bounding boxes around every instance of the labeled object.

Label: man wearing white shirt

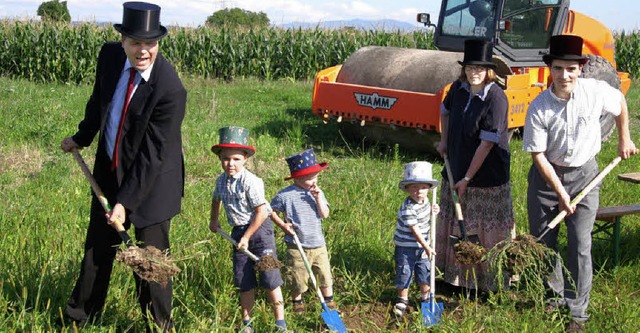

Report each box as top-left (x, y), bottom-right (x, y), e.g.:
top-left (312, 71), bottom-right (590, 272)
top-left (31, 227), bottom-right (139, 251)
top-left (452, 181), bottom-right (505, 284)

top-left (523, 35), bottom-right (637, 332)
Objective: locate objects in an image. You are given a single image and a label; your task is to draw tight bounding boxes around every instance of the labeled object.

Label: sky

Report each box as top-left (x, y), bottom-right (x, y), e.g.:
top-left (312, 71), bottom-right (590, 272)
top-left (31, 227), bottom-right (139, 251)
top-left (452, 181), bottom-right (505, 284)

top-left (0, 0), bottom-right (638, 32)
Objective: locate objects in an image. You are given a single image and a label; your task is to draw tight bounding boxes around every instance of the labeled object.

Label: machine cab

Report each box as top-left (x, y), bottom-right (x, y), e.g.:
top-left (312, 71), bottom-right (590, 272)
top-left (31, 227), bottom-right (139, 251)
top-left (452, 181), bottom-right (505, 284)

top-left (420, 0), bottom-right (570, 67)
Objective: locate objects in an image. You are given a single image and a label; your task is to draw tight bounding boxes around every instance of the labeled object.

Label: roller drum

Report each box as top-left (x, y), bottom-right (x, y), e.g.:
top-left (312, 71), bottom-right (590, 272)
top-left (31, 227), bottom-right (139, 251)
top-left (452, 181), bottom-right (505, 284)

top-left (336, 46), bottom-right (464, 94)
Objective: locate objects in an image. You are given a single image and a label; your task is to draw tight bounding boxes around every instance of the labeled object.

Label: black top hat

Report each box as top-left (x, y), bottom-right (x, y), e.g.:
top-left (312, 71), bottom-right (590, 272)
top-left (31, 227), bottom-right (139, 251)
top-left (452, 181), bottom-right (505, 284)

top-left (542, 35), bottom-right (588, 65)
top-left (113, 2), bottom-right (167, 41)
top-left (458, 39), bottom-right (496, 69)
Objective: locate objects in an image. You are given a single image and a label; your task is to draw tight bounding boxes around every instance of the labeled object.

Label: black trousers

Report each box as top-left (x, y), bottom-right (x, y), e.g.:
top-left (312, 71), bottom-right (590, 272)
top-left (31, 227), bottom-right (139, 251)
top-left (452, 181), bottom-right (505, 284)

top-left (65, 149), bottom-right (173, 331)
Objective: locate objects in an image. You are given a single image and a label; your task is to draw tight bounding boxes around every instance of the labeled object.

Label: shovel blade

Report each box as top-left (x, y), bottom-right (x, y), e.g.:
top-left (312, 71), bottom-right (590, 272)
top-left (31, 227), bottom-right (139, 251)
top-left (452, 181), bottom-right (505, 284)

top-left (321, 303), bottom-right (347, 333)
top-left (449, 234), bottom-right (481, 245)
top-left (421, 299), bottom-right (444, 326)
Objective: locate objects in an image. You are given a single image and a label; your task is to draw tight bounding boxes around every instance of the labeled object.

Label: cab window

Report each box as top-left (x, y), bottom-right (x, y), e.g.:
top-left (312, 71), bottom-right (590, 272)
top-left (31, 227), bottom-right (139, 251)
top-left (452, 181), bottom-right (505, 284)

top-left (500, 0), bottom-right (562, 49)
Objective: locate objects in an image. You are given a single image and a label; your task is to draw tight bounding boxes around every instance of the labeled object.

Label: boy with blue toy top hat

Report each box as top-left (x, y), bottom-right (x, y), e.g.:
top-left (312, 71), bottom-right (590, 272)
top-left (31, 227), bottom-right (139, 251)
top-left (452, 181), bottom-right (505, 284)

top-left (393, 161), bottom-right (439, 318)
top-left (270, 149), bottom-right (337, 313)
top-left (208, 126), bottom-right (291, 333)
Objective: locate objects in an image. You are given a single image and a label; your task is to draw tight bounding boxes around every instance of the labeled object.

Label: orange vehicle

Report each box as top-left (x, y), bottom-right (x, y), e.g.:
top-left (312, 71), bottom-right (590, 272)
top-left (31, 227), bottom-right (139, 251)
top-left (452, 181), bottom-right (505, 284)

top-left (311, 0), bottom-right (630, 151)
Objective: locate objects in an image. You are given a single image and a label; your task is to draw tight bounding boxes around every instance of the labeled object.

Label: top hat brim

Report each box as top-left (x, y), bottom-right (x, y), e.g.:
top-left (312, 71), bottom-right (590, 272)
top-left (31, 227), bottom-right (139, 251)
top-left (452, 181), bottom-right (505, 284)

top-left (398, 178), bottom-right (440, 190)
top-left (114, 24), bottom-right (168, 41)
top-left (211, 143), bottom-right (256, 157)
top-left (284, 162), bottom-right (328, 181)
top-left (458, 60), bottom-right (497, 69)
top-left (542, 54), bottom-right (589, 65)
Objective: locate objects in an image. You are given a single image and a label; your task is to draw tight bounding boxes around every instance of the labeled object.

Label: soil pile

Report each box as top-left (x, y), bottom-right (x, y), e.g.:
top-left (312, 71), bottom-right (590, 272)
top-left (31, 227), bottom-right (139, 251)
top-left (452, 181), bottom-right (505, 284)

top-left (116, 246), bottom-right (180, 286)
top-left (255, 254), bottom-right (284, 271)
top-left (454, 240), bottom-right (487, 265)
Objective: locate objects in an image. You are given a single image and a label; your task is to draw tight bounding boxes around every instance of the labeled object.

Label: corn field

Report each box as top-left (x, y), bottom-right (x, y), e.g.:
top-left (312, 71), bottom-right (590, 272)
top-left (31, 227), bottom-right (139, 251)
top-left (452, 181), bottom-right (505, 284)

top-left (1, 20), bottom-right (638, 84)
top-left (615, 31), bottom-right (640, 80)
top-left (0, 20), bottom-right (433, 84)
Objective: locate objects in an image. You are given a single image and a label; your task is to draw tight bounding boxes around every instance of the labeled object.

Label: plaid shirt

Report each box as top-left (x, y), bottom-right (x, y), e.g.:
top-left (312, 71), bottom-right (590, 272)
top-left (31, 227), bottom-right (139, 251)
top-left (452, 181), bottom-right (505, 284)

top-left (212, 168), bottom-right (269, 227)
top-left (523, 78), bottom-right (622, 167)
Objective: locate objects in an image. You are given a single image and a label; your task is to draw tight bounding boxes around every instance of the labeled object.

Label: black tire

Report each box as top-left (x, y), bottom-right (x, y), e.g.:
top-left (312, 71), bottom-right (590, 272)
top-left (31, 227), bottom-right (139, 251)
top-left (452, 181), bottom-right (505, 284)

top-left (580, 54), bottom-right (621, 142)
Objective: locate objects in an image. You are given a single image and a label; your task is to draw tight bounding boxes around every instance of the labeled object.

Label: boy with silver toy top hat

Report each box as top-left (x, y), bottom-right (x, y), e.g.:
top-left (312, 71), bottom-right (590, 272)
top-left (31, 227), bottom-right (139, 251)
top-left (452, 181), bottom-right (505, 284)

top-left (392, 161), bottom-right (440, 318)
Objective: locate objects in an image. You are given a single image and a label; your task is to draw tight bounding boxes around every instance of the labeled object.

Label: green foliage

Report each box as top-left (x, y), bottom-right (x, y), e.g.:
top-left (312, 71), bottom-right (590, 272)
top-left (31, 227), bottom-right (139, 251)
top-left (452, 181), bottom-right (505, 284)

top-left (3, 20), bottom-right (639, 85)
top-left (615, 30), bottom-right (640, 80)
top-left (36, 0), bottom-right (71, 23)
top-left (206, 8), bottom-right (270, 28)
top-left (0, 21), bottom-right (118, 84)
top-left (0, 20), bottom-right (433, 83)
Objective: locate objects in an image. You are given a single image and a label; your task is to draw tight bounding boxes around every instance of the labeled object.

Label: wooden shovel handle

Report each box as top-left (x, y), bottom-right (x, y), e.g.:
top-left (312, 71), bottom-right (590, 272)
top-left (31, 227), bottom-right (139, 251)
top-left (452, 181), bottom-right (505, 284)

top-left (444, 155), bottom-right (468, 240)
top-left (539, 156), bottom-right (622, 240)
top-left (292, 232), bottom-right (326, 304)
top-left (217, 229), bottom-right (261, 262)
top-left (71, 148), bottom-right (131, 245)
top-left (443, 155), bottom-right (464, 221)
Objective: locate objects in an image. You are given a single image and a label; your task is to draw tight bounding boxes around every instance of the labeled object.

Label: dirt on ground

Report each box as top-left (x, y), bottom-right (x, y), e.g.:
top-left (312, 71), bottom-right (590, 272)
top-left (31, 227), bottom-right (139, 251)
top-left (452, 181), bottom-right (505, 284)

top-left (116, 246), bottom-right (181, 286)
top-left (340, 301), bottom-right (401, 332)
top-left (454, 240), bottom-right (487, 265)
top-left (254, 254), bottom-right (284, 271)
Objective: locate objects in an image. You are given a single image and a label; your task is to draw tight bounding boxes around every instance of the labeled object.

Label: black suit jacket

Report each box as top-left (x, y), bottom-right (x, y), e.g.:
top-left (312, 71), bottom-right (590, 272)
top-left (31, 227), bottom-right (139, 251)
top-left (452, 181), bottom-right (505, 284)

top-left (73, 42), bottom-right (186, 228)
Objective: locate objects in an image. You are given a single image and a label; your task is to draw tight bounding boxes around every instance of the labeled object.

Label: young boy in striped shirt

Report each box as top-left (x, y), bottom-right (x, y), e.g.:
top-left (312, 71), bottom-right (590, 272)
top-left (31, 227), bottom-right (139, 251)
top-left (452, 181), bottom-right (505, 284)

top-left (393, 161), bottom-right (439, 318)
top-left (270, 149), bottom-right (335, 314)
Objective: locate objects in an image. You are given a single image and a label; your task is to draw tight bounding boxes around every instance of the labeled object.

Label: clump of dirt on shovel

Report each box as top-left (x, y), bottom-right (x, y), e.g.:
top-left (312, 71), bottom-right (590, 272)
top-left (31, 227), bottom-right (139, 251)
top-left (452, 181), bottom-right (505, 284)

top-left (254, 255), bottom-right (284, 271)
top-left (487, 234), bottom-right (552, 275)
top-left (116, 246), bottom-right (181, 286)
top-left (454, 240), bottom-right (487, 265)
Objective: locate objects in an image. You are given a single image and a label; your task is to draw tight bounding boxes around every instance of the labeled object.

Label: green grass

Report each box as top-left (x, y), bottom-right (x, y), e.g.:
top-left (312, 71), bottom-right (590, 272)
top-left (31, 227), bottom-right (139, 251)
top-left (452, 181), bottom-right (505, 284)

top-left (1, 75), bottom-right (639, 332)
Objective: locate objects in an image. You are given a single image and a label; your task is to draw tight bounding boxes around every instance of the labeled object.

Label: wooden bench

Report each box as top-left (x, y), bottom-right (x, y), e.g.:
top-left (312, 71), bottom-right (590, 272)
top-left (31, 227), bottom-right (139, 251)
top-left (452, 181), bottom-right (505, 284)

top-left (617, 172), bottom-right (640, 184)
top-left (593, 204), bottom-right (640, 268)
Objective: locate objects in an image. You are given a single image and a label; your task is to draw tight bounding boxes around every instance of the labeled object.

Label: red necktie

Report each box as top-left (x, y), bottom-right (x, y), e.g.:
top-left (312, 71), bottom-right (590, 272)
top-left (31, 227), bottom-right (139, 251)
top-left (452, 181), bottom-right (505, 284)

top-left (111, 67), bottom-right (137, 170)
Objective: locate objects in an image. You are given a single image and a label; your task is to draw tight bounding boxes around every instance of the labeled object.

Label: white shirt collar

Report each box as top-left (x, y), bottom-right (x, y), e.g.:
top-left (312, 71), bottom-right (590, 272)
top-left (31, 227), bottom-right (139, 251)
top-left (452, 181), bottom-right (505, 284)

top-left (461, 81), bottom-right (494, 101)
top-left (123, 60), bottom-right (154, 82)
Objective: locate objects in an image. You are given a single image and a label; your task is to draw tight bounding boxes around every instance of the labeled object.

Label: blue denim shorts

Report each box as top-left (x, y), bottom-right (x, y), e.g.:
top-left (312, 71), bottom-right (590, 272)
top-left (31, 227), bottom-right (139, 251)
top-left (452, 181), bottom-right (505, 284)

top-left (394, 245), bottom-right (431, 289)
top-left (231, 220), bottom-right (284, 291)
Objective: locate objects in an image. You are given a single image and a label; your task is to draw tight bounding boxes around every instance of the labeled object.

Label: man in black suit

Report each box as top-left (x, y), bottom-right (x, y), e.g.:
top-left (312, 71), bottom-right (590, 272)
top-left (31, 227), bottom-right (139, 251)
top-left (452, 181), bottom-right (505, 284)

top-left (60, 2), bottom-right (185, 331)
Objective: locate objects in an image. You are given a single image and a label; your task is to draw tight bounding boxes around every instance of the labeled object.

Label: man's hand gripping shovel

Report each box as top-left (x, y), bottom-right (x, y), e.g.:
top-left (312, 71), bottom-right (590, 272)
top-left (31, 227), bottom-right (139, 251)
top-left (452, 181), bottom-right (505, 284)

top-left (70, 148), bottom-right (179, 285)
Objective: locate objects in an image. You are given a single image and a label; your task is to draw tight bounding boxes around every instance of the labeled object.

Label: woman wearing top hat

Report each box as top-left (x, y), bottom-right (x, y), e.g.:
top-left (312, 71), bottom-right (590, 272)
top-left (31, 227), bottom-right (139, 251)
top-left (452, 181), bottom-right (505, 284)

top-left (60, 2), bottom-right (186, 330)
top-left (435, 39), bottom-right (515, 291)
top-left (523, 35), bottom-right (637, 332)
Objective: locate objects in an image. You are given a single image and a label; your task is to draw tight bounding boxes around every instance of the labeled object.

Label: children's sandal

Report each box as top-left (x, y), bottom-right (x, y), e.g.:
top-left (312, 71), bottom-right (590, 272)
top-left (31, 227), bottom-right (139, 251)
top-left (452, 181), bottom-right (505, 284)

top-left (292, 300), bottom-right (305, 313)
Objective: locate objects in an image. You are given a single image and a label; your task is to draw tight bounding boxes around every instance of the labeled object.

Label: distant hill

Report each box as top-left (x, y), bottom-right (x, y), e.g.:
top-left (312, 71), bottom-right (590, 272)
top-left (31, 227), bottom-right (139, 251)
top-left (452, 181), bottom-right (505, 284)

top-left (277, 19), bottom-right (419, 32)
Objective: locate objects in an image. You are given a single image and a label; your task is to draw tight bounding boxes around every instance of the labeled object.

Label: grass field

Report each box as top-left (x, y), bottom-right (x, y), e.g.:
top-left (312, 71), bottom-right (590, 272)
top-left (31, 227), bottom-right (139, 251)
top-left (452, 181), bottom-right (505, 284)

top-left (0, 76), bottom-right (639, 332)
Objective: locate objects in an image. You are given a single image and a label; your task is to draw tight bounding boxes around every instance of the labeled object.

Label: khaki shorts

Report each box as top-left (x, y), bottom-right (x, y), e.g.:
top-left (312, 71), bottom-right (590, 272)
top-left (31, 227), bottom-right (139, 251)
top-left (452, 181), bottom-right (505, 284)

top-left (284, 244), bottom-right (333, 295)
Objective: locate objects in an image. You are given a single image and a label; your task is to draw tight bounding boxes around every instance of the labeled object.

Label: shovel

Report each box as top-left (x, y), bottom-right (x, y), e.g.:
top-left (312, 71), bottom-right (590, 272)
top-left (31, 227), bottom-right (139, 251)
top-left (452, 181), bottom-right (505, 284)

top-left (292, 232), bottom-right (347, 333)
top-left (71, 148), bottom-right (133, 246)
top-left (217, 229), bottom-right (283, 271)
top-left (443, 155), bottom-right (480, 245)
top-left (537, 156), bottom-right (622, 241)
top-left (422, 187), bottom-right (444, 326)
top-left (71, 149), bottom-right (180, 285)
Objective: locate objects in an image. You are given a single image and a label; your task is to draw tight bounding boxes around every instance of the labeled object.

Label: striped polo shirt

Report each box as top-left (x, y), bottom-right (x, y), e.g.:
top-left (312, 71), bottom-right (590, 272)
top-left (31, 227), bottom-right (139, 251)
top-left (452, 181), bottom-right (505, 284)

top-left (394, 196), bottom-right (431, 248)
top-left (270, 184), bottom-right (328, 248)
